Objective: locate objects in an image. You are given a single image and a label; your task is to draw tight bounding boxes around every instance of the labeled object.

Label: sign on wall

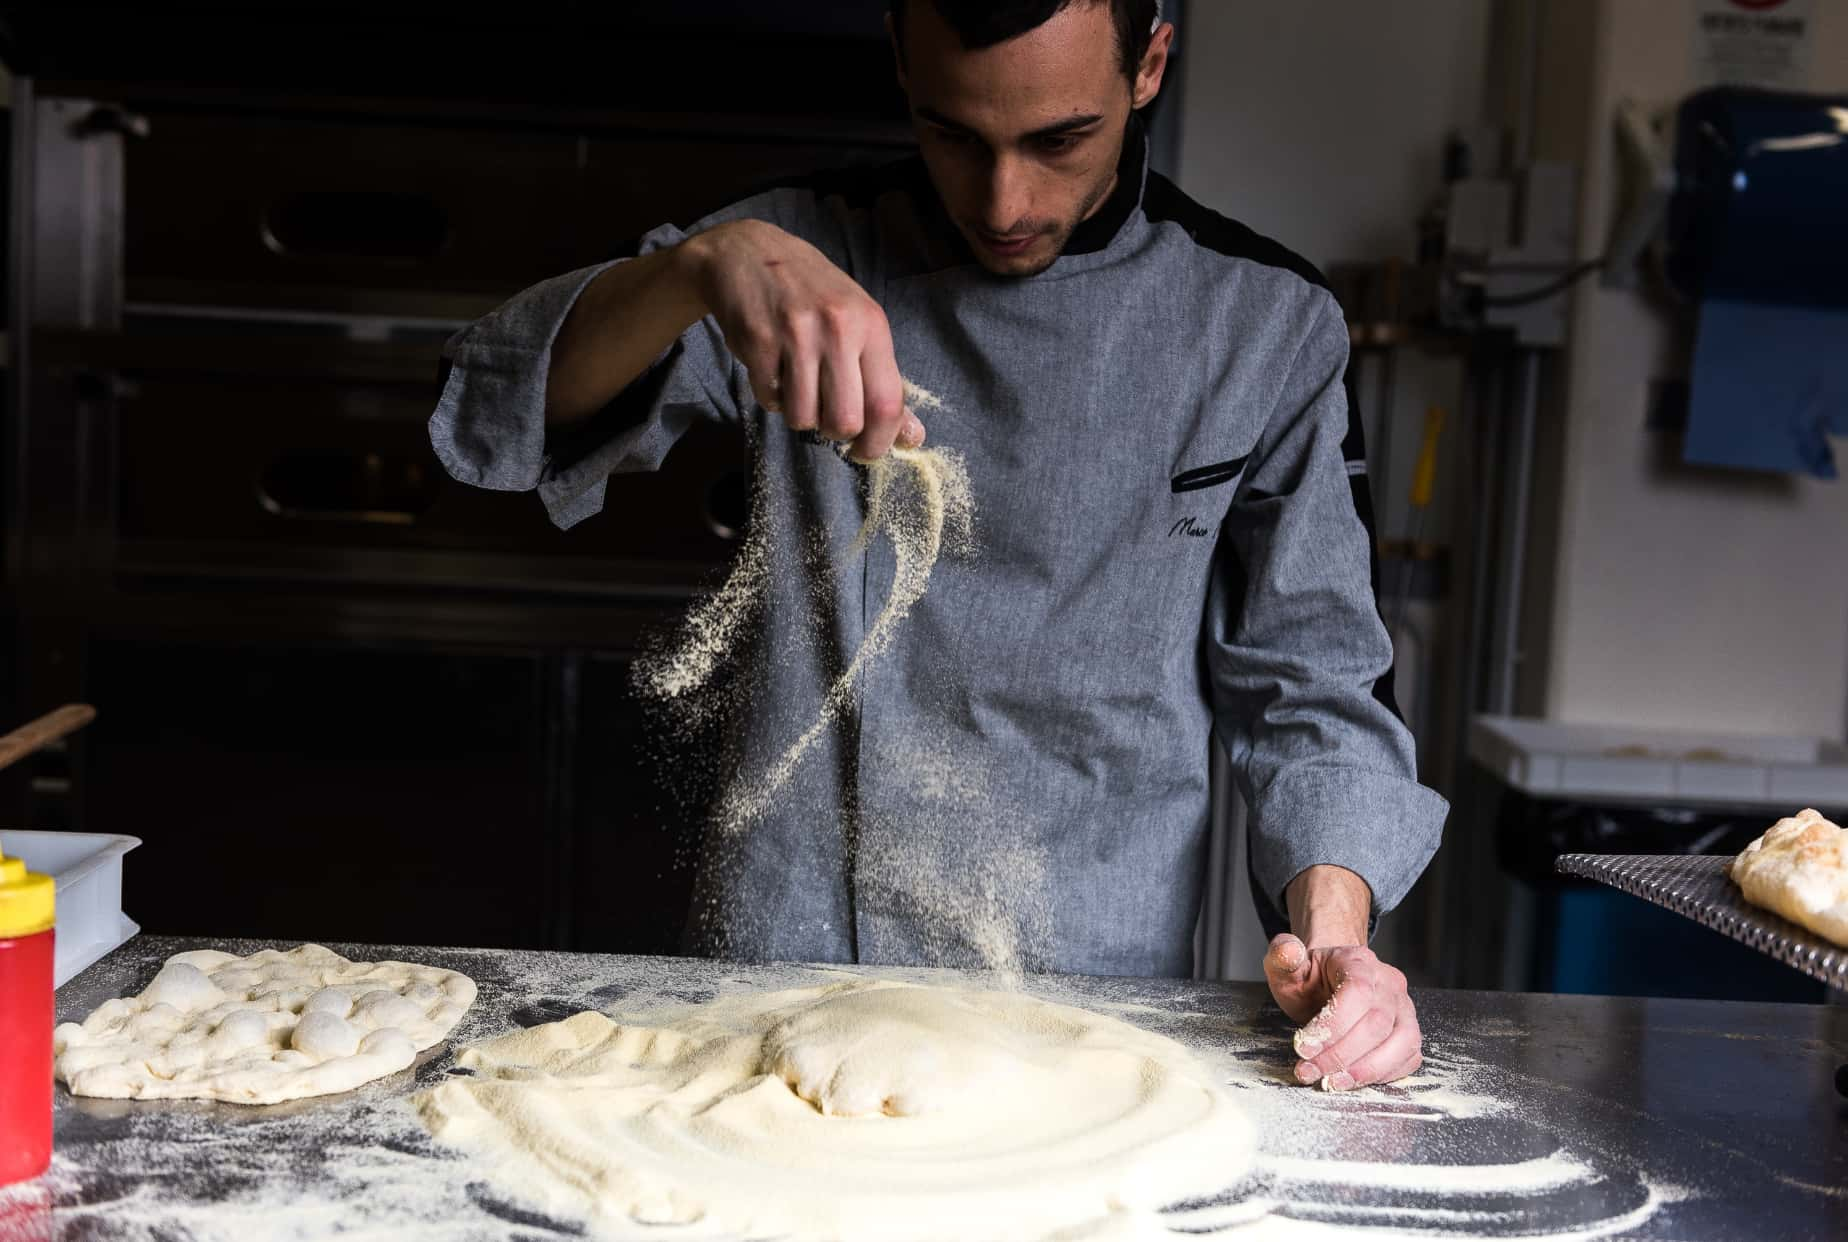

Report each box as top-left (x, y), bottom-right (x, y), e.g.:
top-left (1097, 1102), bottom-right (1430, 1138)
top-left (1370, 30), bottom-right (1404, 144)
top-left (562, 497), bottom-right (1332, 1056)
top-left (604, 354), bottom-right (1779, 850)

top-left (1691, 0), bottom-right (1819, 88)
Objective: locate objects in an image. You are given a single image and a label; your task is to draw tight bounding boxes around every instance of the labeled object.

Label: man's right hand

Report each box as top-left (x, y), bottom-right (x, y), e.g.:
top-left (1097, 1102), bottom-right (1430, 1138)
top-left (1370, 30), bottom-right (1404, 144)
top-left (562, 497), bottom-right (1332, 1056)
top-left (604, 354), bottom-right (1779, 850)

top-left (682, 220), bottom-right (923, 463)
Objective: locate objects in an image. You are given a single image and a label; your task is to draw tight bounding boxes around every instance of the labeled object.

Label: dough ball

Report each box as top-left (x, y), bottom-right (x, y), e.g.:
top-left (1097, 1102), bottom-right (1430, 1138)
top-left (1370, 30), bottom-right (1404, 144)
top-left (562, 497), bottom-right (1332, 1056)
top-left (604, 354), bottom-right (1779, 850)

top-left (292, 1011), bottom-right (362, 1060)
top-left (140, 963), bottom-right (225, 1014)
top-left (358, 1027), bottom-right (417, 1068)
top-left (759, 986), bottom-right (1029, 1118)
top-left (212, 1010), bottom-right (272, 1051)
top-left (352, 990), bottom-right (423, 1032)
top-left (301, 987), bottom-right (355, 1019)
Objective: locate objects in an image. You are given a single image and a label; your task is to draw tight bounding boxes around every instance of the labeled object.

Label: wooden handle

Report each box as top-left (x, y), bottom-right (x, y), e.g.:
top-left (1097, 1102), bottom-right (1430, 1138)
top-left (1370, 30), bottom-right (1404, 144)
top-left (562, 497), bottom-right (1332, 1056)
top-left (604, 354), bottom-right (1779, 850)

top-left (0, 704), bottom-right (97, 772)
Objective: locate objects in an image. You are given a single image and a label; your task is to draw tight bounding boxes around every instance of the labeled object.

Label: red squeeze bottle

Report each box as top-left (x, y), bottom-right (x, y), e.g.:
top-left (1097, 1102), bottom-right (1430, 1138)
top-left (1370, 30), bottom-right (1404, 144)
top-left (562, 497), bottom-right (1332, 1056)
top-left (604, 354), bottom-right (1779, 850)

top-left (0, 841), bottom-right (55, 1187)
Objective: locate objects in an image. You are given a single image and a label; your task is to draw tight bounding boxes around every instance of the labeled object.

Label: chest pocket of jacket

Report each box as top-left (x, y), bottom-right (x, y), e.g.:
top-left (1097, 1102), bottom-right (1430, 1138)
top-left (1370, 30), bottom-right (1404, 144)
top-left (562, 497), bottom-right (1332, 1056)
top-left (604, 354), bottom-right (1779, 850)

top-left (1170, 454), bottom-right (1249, 494)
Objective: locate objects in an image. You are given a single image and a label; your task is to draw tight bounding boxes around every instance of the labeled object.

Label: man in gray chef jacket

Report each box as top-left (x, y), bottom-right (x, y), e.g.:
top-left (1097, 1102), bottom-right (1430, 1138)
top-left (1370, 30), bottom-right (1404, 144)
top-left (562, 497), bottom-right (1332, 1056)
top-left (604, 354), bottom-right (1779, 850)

top-left (430, 0), bottom-right (1449, 1088)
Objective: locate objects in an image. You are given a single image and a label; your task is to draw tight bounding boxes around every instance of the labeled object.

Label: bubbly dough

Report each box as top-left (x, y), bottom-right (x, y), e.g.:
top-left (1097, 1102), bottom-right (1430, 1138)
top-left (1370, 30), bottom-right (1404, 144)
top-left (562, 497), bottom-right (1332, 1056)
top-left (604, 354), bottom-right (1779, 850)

top-left (415, 978), bottom-right (1252, 1241)
top-left (292, 1011), bottom-right (362, 1060)
top-left (1733, 808), bottom-right (1848, 947)
top-left (140, 961), bottom-right (224, 1010)
top-left (761, 983), bottom-right (1059, 1118)
top-left (54, 944), bottom-right (477, 1104)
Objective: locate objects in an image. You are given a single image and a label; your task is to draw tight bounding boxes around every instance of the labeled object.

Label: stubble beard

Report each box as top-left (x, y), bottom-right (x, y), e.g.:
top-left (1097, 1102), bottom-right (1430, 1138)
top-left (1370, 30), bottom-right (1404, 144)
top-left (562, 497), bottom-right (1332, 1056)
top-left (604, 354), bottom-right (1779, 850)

top-left (970, 164), bottom-right (1120, 279)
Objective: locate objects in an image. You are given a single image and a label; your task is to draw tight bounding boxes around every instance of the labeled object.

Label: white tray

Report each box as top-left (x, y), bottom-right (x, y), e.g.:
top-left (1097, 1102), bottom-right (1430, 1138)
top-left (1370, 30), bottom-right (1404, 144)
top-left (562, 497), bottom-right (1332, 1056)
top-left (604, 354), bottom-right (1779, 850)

top-left (0, 830), bottom-right (142, 987)
top-left (1469, 715), bottom-right (1848, 812)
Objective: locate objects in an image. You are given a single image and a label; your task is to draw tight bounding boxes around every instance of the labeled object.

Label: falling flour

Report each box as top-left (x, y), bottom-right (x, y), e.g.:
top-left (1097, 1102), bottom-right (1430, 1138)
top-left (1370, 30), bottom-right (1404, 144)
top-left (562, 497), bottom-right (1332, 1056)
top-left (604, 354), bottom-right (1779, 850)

top-left (855, 807), bottom-right (1053, 987)
top-left (633, 381), bottom-right (973, 832)
top-left (721, 441), bottom-right (972, 828)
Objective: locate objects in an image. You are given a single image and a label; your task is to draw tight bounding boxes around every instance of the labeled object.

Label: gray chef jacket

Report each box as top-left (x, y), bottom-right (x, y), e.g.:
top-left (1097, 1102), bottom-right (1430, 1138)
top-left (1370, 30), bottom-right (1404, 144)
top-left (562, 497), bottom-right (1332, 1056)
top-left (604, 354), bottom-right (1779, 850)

top-left (430, 122), bottom-right (1449, 977)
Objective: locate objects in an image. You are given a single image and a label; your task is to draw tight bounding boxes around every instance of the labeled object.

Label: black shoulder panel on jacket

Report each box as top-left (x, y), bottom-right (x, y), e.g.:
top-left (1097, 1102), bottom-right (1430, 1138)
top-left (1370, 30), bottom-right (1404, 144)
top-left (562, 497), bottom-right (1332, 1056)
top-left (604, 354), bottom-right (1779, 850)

top-left (1142, 171), bottom-right (1331, 295)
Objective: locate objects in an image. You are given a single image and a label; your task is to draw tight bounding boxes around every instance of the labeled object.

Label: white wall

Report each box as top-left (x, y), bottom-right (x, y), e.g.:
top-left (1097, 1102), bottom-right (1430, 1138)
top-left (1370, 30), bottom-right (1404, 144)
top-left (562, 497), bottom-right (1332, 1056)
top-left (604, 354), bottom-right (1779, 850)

top-left (1538, 0), bottom-right (1848, 741)
top-left (1174, 1), bottom-right (1493, 268)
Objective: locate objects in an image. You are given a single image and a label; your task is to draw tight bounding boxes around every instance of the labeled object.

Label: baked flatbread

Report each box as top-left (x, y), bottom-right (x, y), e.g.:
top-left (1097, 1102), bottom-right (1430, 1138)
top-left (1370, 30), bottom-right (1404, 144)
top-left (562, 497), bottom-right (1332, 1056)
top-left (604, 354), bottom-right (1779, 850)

top-left (1731, 809), bottom-right (1848, 948)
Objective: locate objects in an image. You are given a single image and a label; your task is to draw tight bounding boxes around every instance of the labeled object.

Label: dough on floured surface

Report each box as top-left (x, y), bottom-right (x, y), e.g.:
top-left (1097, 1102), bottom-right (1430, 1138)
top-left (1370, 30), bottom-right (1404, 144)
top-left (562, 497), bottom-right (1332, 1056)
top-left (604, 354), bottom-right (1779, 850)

top-left (414, 977), bottom-right (1252, 1242)
top-left (54, 944), bottom-right (477, 1104)
top-left (1732, 808), bottom-right (1848, 947)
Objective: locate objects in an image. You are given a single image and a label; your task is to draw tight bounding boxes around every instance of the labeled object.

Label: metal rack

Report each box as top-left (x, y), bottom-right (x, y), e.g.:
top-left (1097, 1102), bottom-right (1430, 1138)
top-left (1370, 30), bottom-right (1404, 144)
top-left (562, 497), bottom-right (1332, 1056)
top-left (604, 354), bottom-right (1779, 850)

top-left (1556, 852), bottom-right (1847, 992)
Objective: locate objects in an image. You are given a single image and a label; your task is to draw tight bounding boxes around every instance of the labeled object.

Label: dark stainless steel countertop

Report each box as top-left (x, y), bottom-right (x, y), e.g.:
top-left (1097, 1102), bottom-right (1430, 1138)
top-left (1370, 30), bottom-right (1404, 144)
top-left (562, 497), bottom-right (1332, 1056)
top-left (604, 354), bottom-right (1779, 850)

top-left (5, 936), bottom-right (1844, 1240)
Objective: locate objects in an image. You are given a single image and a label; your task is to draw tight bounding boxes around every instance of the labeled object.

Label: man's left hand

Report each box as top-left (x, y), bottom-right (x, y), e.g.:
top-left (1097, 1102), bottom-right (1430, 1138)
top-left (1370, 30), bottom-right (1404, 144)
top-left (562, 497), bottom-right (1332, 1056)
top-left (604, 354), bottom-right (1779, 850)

top-left (1261, 864), bottom-right (1422, 1090)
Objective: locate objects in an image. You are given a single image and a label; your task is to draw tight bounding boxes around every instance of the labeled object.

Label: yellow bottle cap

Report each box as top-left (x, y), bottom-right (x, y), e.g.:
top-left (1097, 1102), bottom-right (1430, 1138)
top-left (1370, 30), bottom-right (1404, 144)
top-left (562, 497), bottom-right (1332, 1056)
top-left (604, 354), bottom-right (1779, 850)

top-left (0, 843), bottom-right (55, 938)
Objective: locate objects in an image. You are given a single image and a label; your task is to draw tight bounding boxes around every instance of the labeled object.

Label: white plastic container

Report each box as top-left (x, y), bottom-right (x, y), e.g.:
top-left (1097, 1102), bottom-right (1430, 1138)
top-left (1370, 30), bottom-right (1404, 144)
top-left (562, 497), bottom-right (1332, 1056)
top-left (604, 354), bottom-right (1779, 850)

top-left (1469, 715), bottom-right (1848, 812)
top-left (0, 831), bottom-right (141, 987)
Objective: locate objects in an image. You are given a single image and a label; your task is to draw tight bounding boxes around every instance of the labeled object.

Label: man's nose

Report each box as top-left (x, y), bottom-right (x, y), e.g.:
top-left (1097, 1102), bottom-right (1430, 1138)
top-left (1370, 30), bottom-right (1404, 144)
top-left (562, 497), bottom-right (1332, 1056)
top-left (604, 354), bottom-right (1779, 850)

top-left (982, 156), bottom-right (1032, 233)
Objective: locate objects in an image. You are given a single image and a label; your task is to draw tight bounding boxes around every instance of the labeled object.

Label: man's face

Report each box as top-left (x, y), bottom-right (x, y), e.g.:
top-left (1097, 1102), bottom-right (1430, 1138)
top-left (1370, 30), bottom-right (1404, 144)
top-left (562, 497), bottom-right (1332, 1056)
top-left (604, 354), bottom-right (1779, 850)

top-left (893, 2), bottom-right (1169, 277)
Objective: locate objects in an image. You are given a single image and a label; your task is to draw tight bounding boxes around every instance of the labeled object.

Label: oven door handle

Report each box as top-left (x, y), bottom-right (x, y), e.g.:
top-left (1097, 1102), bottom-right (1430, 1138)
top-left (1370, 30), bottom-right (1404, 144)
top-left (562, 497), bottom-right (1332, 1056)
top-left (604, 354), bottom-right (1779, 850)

top-left (255, 450), bottom-right (438, 526)
top-left (73, 105), bottom-right (151, 140)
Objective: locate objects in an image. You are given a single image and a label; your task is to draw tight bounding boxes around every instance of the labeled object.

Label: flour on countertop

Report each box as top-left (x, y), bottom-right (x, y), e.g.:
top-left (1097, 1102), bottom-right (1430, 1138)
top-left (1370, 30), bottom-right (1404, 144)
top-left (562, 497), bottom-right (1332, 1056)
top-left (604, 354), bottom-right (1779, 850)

top-left (29, 943), bottom-right (1707, 1241)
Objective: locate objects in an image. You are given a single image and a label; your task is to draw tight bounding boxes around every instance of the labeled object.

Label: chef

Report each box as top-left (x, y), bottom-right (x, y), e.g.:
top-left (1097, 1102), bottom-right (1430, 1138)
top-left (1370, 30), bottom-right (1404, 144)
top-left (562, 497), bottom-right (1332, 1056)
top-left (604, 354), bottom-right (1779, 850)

top-left (429, 0), bottom-right (1449, 1089)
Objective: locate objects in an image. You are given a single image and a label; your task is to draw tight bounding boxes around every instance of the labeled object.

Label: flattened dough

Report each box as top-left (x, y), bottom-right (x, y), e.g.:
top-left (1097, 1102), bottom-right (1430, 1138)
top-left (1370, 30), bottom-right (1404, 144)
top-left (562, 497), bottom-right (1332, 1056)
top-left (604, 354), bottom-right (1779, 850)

top-left (1732, 808), bottom-right (1848, 947)
top-left (415, 978), bottom-right (1252, 1241)
top-left (54, 944), bottom-right (477, 1104)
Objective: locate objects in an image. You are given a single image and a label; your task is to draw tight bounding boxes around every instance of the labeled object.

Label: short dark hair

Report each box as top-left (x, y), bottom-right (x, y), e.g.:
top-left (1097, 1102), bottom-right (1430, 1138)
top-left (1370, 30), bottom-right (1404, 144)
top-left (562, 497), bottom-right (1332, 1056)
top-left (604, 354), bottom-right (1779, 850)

top-left (888, 0), bottom-right (1160, 81)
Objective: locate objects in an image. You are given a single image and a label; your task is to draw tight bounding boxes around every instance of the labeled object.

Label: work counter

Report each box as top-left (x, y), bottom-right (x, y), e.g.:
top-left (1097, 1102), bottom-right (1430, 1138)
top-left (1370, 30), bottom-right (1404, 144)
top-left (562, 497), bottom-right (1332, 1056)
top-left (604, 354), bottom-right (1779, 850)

top-left (5, 936), bottom-right (1844, 1240)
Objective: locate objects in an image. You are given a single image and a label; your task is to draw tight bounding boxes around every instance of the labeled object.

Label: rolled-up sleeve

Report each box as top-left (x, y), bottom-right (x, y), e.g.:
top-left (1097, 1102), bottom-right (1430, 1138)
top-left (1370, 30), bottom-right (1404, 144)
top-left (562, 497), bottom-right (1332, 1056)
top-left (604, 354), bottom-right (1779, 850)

top-left (1206, 292), bottom-right (1449, 933)
top-left (428, 219), bottom-right (756, 530)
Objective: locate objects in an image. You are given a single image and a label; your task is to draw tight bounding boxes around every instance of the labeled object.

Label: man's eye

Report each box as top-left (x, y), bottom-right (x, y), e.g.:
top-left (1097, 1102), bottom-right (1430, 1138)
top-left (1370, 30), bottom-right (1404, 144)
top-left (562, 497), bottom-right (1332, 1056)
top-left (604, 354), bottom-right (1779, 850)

top-left (1034, 135), bottom-right (1080, 155)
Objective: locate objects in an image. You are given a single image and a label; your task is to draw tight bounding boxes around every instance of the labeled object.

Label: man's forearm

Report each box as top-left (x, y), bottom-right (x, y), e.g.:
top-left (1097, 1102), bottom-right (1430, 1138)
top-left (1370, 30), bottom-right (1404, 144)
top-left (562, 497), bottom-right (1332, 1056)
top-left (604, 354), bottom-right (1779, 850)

top-left (1284, 864), bottom-right (1373, 948)
top-left (544, 243), bottom-right (710, 426)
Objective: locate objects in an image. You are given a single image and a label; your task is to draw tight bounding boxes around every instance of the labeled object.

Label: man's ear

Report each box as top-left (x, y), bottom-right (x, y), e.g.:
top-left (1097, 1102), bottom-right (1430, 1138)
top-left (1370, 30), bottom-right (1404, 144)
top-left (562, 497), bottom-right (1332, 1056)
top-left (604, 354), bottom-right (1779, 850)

top-left (1132, 21), bottom-right (1174, 110)
top-left (886, 12), bottom-right (909, 94)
